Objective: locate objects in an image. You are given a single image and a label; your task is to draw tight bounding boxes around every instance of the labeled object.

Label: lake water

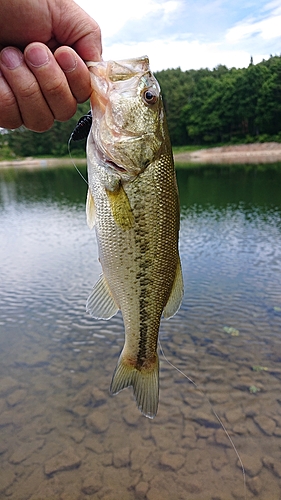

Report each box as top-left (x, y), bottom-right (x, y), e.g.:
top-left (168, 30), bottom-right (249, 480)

top-left (0, 163), bottom-right (281, 500)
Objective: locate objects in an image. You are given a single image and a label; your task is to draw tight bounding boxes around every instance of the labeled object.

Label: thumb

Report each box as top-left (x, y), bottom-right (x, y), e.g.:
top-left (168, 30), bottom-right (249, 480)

top-left (53, 0), bottom-right (102, 61)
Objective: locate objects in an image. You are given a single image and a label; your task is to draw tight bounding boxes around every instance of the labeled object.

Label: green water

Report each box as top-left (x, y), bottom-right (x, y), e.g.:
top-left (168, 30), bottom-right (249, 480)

top-left (0, 163), bottom-right (281, 500)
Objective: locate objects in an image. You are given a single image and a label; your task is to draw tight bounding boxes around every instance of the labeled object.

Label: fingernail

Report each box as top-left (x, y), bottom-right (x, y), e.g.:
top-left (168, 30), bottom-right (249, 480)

top-left (57, 51), bottom-right (77, 73)
top-left (25, 46), bottom-right (49, 68)
top-left (1, 47), bottom-right (23, 69)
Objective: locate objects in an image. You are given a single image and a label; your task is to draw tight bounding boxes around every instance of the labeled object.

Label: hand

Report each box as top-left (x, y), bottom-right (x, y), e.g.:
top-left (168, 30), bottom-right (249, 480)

top-left (0, 0), bottom-right (102, 132)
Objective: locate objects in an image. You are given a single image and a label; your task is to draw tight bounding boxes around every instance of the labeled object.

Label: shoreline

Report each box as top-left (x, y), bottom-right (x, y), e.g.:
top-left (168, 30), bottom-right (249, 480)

top-left (0, 157), bottom-right (86, 169)
top-left (1, 142), bottom-right (281, 168)
top-left (174, 142), bottom-right (281, 165)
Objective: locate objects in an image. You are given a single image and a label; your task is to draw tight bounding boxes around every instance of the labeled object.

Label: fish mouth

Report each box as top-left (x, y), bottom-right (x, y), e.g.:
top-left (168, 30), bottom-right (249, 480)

top-left (105, 158), bottom-right (126, 173)
top-left (95, 144), bottom-right (127, 174)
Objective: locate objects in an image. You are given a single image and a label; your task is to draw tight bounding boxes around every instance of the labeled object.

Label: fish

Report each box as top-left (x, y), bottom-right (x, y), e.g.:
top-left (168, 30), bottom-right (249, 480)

top-left (85, 56), bottom-right (183, 418)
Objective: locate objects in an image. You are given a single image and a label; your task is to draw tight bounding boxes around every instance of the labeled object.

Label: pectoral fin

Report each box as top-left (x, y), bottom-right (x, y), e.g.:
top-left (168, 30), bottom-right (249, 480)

top-left (163, 258), bottom-right (184, 319)
top-left (105, 184), bottom-right (134, 230)
top-left (86, 189), bottom-right (96, 229)
top-left (86, 274), bottom-right (119, 319)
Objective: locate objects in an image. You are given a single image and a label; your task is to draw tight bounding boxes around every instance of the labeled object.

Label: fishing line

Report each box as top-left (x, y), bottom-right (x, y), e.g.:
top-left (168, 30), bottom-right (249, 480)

top-left (158, 339), bottom-right (247, 500)
top-left (67, 137), bottom-right (89, 186)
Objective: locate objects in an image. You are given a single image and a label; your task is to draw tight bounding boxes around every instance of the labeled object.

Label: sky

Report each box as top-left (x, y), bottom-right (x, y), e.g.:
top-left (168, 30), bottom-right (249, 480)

top-left (76, 0), bottom-right (281, 72)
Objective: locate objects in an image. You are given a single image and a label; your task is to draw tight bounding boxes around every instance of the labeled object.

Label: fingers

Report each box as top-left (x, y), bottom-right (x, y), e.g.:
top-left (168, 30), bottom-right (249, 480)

top-left (0, 47), bottom-right (52, 131)
top-left (24, 43), bottom-right (77, 121)
top-left (0, 43), bottom-right (79, 131)
top-left (54, 46), bottom-right (92, 103)
top-left (0, 67), bottom-right (22, 129)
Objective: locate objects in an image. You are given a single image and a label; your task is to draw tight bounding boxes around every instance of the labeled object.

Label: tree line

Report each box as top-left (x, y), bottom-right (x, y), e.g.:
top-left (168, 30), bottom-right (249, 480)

top-left (156, 54), bottom-right (281, 145)
top-left (1, 54), bottom-right (281, 157)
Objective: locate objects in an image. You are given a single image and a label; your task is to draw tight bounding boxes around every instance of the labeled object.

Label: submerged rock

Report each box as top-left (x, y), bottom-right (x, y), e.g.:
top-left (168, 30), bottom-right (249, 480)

top-left (9, 439), bottom-right (45, 464)
top-left (212, 455), bottom-right (229, 471)
top-left (146, 487), bottom-right (170, 500)
top-left (214, 428), bottom-right (232, 448)
top-left (241, 454), bottom-right (263, 477)
top-left (17, 348), bottom-right (50, 366)
top-left (68, 427), bottom-right (85, 443)
top-left (247, 476), bottom-right (263, 496)
top-left (0, 467), bottom-right (15, 494)
top-left (30, 476), bottom-right (63, 500)
top-left (135, 481), bottom-right (149, 498)
top-left (0, 410), bottom-right (14, 427)
top-left (225, 406), bottom-right (244, 425)
top-left (254, 414), bottom-right (276, 435)
top-left (6, 388), bottom-right (27, 406)
top-left (272, 461), bottom-right (281, 478)
top-left (159, 451), bottom-right (185, 471)
top-left (44, 447), bottom-right (81, 475)
top-left (82, 470), bottom-right (103, 494)
top-left (0, 376), bottom-right (18, 396)
top-left (86, 410), bottom-right (109, 433)
top-left (131, 447), bottom-right (151, 471)
top-left (113, 446), bottom-right (131, 468)
top-left (263, 455), bottom-right (281, 478)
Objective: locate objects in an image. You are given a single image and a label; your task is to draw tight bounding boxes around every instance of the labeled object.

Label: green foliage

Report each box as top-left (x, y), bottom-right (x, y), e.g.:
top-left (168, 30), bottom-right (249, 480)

top-left (156, 67), bottom-right (194, 145)
top-left (156, 55), bottom-right (281, 145)
top-left (0, 131), bottom-right (16, 160)
top-left (3, 55), bottom-right (281, 156)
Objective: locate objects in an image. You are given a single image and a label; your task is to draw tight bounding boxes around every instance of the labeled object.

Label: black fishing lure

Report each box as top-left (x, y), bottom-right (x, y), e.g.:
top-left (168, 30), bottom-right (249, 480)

top-left (68, 110), bottom-right (92, 186)
top-left (70, 110), bottom-right (92, 142)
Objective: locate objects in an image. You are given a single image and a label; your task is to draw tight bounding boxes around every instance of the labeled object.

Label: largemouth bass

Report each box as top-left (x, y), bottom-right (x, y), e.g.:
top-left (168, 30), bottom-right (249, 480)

top-left (85, 56), bottom-right (183, 418)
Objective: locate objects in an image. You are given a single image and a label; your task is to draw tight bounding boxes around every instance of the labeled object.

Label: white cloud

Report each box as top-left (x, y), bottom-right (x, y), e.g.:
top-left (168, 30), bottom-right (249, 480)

top-left (262, 0), bottom-right (281, 14)
top-left (102, 38), bottom-right (262, 71)
top-left (77, 0), bottom-right (180, 38)
top-left (226, 2), bottom-right (281, 42)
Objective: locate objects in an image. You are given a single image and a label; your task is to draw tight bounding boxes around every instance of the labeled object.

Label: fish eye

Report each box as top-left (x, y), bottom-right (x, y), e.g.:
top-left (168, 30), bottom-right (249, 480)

top-left (142, 89), bottom-right (158, 105)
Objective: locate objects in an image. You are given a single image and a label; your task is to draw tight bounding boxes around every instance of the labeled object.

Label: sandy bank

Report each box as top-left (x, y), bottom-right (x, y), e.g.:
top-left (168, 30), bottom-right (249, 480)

top-left (0, 157), bottom-right (86, 169)
top-left (174, 142), bottom-right (281, 165)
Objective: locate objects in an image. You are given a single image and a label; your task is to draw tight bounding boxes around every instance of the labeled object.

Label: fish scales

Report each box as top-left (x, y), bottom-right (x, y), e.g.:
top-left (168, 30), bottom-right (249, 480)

top-left (85, 56), bottom-right (183, 418)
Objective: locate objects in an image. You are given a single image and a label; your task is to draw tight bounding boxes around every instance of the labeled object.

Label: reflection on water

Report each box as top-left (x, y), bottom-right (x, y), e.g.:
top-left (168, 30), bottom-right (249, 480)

top-left (0, 164), bottom-right (281, 500)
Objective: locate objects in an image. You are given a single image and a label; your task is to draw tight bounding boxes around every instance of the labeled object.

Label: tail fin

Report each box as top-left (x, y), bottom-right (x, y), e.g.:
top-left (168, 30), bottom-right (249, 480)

top-left (110, 353), bottom-right (159, 419)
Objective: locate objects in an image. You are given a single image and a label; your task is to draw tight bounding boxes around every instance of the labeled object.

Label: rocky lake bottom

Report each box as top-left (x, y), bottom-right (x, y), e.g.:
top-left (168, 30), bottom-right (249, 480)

top-left (1, 316), bottom-right (281, 500)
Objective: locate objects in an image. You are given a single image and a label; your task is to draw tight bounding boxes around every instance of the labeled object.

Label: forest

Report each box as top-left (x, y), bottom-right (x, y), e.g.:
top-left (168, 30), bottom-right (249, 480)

top-left (1, 53), bottom-right (281, 158)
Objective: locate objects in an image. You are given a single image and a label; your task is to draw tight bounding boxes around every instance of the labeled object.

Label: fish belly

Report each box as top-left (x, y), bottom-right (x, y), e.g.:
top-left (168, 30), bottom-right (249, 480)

top-left (89, 156), bottom-right (181, 417)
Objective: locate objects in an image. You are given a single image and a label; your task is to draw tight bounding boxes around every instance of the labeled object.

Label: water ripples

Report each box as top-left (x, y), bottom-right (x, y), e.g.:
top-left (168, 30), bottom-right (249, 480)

top-left (1, 166), bottom-right (281, 499)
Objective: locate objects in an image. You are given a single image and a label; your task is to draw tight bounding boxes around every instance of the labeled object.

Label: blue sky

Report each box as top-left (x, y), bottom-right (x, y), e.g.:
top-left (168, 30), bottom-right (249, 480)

top-left (76, 0), bottom-right (281, 71)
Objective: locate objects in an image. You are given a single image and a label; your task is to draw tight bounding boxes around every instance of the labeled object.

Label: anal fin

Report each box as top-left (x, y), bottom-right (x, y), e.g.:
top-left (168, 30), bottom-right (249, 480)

top-left (86, 274), bottom-right (119, 319)
top-left (163, 257), bottom-right (184, 319)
